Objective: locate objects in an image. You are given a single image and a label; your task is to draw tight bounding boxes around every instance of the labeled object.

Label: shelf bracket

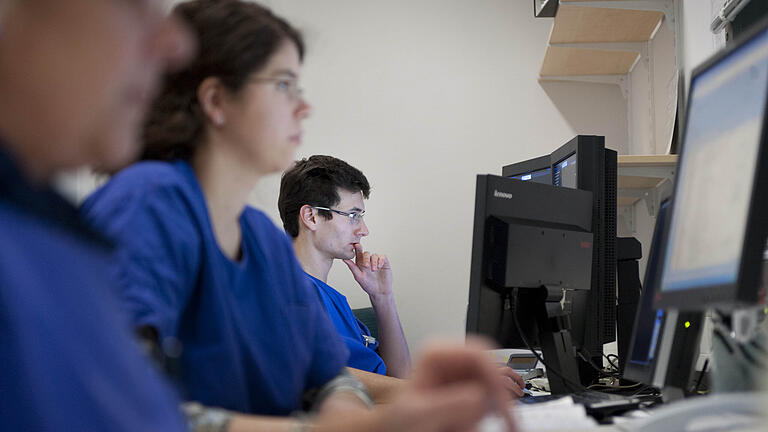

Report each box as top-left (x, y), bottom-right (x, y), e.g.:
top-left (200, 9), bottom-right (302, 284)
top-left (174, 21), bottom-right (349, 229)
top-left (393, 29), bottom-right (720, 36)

top-left (619, 205), bottom-right (636, 233)
top-left (618, 178), bottom-right (673, 218)
top-left (643, 177), bottom-right (673, 216)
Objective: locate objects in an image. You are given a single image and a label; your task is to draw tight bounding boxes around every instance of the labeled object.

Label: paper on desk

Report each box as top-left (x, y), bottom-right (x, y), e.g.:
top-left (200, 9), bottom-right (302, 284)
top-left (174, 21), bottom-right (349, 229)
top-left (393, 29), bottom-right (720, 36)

top-left (479, 397), bottom-right (598, 432)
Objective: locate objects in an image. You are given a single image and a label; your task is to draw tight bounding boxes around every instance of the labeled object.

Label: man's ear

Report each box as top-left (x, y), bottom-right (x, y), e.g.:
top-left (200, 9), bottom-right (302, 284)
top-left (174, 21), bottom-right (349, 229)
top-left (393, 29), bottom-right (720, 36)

top-left (298, 204), bottom-right (318, 233)
top-left (197, 76), bottom-right (228, 127)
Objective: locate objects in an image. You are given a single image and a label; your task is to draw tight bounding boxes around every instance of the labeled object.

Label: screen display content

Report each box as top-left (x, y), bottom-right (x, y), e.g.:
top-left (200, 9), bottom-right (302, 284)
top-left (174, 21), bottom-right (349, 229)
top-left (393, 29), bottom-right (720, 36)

top-left (661, 31), bottom-right (768, 294)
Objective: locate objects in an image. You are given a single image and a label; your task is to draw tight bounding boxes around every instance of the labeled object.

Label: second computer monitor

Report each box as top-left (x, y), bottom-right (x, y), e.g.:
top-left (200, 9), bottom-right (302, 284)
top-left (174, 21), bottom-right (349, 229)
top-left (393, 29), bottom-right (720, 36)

top-left (624, 200), bottom-right (672, 385)
top-left (625, 199), bottom-right (704, 398)
top-left (502, 136), bottom-right (617, 360)
top-left (657, 18), bottom-right (768, 311)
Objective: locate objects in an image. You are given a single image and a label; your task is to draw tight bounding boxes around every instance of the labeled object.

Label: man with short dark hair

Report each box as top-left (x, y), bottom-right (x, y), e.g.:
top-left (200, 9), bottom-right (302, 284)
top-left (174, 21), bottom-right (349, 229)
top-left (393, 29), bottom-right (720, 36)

top-left (279, 155), bottom-right (527, 402)
top-left (279, 155), bottom-right (412, 380)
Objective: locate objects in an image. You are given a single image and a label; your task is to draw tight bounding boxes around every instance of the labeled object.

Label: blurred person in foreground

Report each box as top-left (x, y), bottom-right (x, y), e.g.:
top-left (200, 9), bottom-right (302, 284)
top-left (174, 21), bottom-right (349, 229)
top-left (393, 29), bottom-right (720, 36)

top-left (0, 0), bottom-right (195, 430)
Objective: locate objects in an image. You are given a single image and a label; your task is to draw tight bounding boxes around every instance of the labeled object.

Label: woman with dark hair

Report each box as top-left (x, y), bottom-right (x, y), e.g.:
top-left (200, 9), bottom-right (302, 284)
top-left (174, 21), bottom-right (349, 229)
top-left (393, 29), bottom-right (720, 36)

top-left (83, 0), bottom-right (355, 421)
top-left (82, 1), bottom-right (515, 430)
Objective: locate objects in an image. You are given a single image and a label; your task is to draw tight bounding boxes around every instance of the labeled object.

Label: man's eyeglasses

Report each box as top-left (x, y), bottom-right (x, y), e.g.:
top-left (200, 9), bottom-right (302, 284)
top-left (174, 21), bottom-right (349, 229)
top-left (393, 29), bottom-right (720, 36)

top-left (250, 76), bottom-right (304, 101)
top-left (312, 206), bottom-right (365, 225)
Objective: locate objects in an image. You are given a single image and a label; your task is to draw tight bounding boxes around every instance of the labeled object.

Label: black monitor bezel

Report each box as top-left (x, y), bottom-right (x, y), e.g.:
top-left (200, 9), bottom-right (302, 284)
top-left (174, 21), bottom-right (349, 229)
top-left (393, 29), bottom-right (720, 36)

top-left (549, 138), bottom-right (580, 174)
top-left (552, 151), bottom-right (577, 188)
top-left (655, 20), bottom-right (768, 311)
top-left (623, 200), bottom-right (671, 385)
top-left (550, 136), bottom-right (618, 351)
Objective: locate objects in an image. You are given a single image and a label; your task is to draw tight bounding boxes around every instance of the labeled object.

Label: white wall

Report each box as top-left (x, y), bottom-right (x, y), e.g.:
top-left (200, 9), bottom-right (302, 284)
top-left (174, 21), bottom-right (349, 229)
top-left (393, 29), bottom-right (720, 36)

top-left (249, 0), bottom-right (628, 353)
top-left (680, 0), bottom-right (726, 89)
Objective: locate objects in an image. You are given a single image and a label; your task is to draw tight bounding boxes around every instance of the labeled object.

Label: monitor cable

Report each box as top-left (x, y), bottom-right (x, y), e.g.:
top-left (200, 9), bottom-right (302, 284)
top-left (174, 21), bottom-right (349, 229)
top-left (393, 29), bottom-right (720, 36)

top-left (575, 347), bottom-right (621, 380)
top-left (693, 358), bottom-right (710, 395)
top-left (511, 297), bottom-right (586, 393)
top-left (586, 381), bottom-right (642, 391)
top-left (605, 353), bottom-right (621, 372)
top-left (575, 350), bottom-right (614, 381)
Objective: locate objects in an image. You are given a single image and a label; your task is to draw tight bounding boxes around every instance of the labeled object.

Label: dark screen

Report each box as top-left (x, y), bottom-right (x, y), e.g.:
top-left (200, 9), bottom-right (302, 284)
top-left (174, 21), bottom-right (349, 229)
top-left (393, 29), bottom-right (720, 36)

top-left (628, 201), bottom-right (670, 370)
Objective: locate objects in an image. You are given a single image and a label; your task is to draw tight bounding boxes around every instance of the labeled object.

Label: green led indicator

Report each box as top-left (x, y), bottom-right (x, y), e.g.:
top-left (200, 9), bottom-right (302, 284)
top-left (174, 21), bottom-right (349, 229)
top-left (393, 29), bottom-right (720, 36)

top-left (684, 321), bottom-right (691, 329)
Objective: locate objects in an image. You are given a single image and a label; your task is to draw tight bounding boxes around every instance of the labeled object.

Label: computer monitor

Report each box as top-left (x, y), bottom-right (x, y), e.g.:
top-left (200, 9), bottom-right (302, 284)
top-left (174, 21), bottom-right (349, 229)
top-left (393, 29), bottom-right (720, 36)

top-left (502, 136), bottom-right (618, 383)
top-left (624, 200), bottom-right (673, 385)
top-left (625, 200), bottom-right (704, 399)
top-left (466, 174), bottom-right (594, 394)
top-left (656, 19), bottom-right (768, 311)
top-left (551, 137), bottom-right (618, 359)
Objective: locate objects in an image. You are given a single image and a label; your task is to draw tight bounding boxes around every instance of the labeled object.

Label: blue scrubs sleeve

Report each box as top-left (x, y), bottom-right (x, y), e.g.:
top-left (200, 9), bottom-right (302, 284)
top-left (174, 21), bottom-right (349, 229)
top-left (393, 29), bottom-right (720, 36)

top-left (82, 183), bottom-right (202, 339)
top-left (283, 240), bottom-right (349, 389)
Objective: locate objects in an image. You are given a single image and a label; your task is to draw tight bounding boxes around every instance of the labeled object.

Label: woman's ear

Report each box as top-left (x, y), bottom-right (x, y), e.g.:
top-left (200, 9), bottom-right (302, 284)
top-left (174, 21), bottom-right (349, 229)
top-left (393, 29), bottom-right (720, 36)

top-left (197, 76), bottom-right (227, 127)
top-left (299, 204), bottom-right (318, 233)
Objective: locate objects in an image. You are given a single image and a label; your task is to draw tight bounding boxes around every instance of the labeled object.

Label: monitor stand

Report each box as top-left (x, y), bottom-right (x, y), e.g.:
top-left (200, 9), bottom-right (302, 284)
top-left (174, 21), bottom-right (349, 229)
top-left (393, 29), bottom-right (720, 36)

top-left (513, 286), bottom-right (582, 395)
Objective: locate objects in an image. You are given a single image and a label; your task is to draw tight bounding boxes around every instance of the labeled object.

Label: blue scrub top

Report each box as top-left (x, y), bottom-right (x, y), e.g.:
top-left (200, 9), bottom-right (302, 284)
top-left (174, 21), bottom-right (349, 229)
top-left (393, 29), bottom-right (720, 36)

top-left (81, 160), bottom-right (348, 415)
top-left (306, 274), bottom-right (387, 375)
top-left (0, 147), bottom-right (187, 431)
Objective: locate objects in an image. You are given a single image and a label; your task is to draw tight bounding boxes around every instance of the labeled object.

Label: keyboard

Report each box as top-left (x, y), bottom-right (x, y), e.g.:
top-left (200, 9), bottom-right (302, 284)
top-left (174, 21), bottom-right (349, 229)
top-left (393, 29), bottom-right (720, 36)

top-left (520, 390), bottom-right (641, 418)
top-left (572, 391), bottom-right (640, 413)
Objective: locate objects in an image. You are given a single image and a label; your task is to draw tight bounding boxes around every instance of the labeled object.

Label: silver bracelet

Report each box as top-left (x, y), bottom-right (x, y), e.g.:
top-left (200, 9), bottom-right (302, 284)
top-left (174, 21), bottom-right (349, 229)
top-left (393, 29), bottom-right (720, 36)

top-left (312, 370), bottom-right (375, 410)
top-left (182, 402), bottom-right (234, 432)
top-left (321, 384), bottom-right (375, 408)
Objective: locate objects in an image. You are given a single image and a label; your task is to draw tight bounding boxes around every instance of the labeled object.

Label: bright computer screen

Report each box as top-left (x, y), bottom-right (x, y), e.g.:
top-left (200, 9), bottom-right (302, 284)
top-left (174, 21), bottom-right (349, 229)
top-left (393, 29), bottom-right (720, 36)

top-left (510, 167), bottom-right (552, 185)
top-left (553, 153), bottom-right (578, 189)
top-left (661, 30), bottom-right (768, 294)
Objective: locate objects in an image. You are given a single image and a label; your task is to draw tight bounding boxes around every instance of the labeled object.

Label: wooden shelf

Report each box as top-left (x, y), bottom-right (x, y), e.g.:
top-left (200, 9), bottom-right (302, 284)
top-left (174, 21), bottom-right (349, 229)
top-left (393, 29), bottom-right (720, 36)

top-left (540, 46), bottom-right (639, 76)
top-left (617, 154), bottom-right (677, 167)
top-left (539, 3), bottom-right (664, 79)
top-left (550, 5), bottom-right (664, 44)
top-left (617, 155), bottom-right (676, 190)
